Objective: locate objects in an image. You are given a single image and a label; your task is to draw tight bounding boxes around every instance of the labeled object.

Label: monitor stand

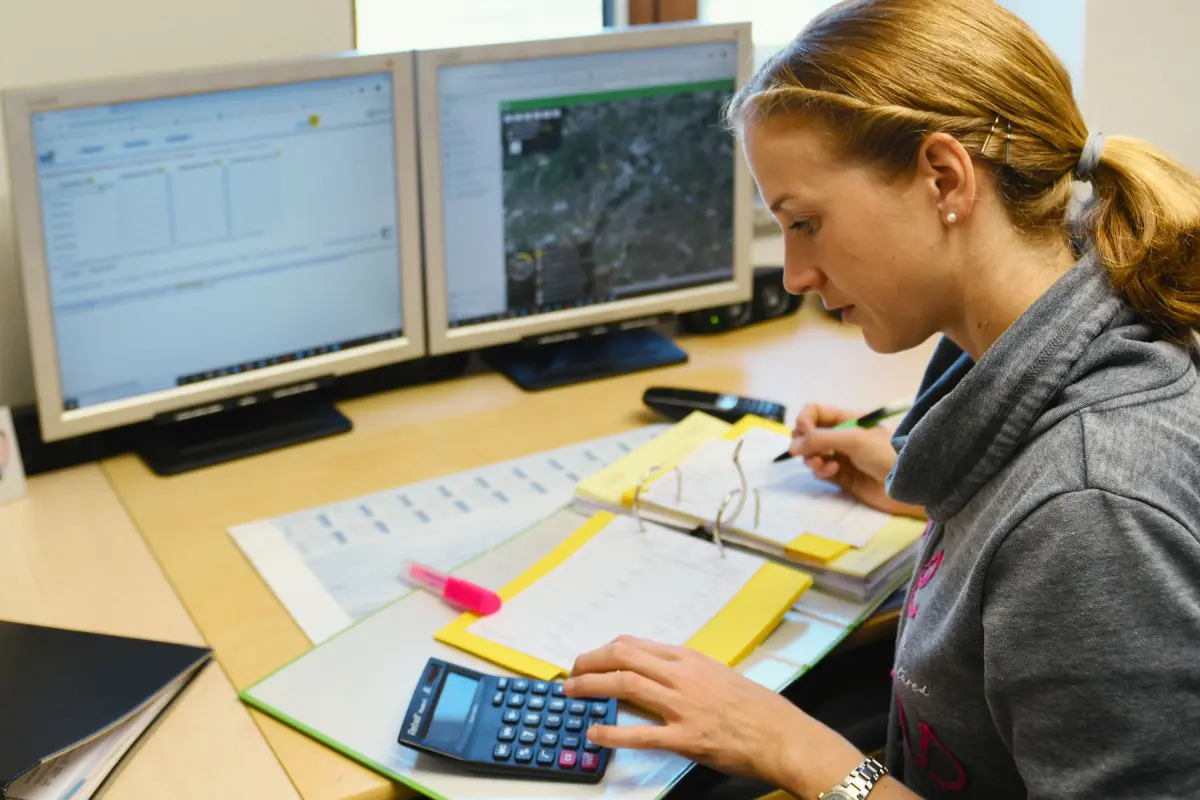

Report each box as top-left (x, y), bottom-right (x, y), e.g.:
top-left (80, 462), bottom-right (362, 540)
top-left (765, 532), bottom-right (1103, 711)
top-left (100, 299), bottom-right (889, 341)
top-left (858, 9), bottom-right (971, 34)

top-left (482, 327), bottom-right (687, 391)
top-left (137, 391), bottom-right (351, 476)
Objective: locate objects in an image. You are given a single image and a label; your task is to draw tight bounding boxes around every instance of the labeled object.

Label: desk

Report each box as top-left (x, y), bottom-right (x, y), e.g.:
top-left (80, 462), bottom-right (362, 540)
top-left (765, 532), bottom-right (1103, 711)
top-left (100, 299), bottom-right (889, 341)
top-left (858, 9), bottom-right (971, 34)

top-left (0, 465), bottom-right (299, 800)
top-left (100, 295), bottom-right (937, 799)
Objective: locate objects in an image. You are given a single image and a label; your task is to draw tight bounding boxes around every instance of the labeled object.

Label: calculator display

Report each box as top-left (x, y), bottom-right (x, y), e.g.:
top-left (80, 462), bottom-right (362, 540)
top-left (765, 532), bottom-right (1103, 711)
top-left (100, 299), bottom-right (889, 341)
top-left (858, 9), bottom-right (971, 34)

top-left (426, 672), bottom-right (480, 749)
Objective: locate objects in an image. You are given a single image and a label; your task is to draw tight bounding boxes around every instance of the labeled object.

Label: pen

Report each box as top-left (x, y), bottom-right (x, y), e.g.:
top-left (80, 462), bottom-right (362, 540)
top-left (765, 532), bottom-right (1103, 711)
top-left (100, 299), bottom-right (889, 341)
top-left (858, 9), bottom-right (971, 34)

top-left (401, 560), bottom-right (503, 616)
top-left (772, 398), bottom-right (912, 463)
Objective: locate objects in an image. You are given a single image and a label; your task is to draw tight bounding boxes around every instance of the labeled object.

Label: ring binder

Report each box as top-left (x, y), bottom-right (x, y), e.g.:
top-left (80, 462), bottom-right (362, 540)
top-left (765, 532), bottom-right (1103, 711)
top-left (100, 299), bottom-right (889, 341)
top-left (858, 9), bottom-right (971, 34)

top-left (632, 464), bottom-right (682, 532)
top-left (712, 490), bottom-right (736, 558)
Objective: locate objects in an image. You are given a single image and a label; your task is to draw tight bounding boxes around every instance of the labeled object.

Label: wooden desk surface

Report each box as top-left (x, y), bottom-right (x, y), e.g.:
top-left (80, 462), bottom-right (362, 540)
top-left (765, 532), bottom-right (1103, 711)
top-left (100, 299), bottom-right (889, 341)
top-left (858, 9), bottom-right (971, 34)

top-left (101, 303), bottom-right (937, 800)
top-left (0, 465), bottom-right (299, 800)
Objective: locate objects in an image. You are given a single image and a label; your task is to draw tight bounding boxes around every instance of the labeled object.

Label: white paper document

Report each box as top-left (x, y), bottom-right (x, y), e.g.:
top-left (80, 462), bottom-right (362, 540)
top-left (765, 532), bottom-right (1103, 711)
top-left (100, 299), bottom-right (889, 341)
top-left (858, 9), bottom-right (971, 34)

top-left (642, 427), bottom-right (890, 547)
top-left (230, 426), bottom-right (667, 643)
top-left (8, 673), bottom-right (188, 800)
top-left (466, 515), bottom-right (763, 670)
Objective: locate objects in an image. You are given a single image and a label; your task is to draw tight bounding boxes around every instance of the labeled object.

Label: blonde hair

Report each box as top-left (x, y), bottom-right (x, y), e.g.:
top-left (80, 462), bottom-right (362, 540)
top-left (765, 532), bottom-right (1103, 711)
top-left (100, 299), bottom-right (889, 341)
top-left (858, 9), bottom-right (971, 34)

top-left (725, 0), bottom-right (1200, 339)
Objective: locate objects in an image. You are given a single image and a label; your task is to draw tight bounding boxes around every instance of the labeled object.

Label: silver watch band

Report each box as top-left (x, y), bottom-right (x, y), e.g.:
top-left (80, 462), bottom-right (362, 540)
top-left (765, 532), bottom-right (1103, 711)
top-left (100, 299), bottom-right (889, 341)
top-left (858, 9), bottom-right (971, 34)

top-left (823, 757), bottom-right (888, 800)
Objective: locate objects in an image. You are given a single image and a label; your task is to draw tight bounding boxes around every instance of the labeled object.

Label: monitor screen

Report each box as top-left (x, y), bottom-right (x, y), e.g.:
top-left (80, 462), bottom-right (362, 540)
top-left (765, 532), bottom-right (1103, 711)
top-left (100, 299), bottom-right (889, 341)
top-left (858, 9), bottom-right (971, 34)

top-left (29, 73), bottom-right (406, 411)
top-left (434, 40), bottom-right (739, 329)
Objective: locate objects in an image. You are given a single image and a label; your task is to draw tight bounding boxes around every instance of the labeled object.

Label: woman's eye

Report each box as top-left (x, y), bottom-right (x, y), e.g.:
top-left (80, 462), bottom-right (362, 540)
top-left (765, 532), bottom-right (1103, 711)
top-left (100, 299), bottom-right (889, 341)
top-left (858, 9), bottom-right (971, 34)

top-left (789, 219), bottom-right (815, 234)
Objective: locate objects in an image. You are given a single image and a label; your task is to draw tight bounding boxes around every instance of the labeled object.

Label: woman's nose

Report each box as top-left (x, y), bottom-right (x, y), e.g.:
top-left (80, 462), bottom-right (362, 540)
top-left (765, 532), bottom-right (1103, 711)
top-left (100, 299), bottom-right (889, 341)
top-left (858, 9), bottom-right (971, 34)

top-left (783, 247), bottom-right (820, 295)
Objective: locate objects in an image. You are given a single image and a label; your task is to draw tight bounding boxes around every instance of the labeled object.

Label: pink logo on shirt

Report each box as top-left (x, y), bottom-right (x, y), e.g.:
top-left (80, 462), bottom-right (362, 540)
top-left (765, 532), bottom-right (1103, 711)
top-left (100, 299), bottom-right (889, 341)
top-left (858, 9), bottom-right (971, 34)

top-left (895, 694), bottom-right (967, 791)
top-left (907, 549), bottom-right (944, 618)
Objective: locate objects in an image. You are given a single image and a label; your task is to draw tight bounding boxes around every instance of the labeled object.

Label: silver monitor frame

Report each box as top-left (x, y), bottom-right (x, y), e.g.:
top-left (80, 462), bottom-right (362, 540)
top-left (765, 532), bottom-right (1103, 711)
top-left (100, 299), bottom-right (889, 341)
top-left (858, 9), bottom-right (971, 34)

top-left (417, 21), bottom-right (755, 356)
top-left (3, 51), bottom-right (427, 442)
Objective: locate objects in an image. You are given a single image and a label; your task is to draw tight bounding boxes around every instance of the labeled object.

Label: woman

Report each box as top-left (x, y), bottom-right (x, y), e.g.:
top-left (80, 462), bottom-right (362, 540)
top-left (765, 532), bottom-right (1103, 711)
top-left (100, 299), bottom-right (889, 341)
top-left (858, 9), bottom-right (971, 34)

top-left (563, 0), bottom-right (1200, 797)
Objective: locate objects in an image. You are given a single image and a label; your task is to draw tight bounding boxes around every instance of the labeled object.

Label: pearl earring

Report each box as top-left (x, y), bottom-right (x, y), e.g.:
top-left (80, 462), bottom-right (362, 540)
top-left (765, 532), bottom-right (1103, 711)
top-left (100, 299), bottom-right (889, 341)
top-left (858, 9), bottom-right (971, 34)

top-left (945, 212), bottom-right (958, 224)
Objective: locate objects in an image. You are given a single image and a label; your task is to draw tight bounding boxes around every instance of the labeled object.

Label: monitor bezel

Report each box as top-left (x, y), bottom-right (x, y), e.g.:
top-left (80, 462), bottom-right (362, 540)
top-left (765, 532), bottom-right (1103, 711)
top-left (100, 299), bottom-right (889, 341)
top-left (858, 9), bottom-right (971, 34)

top-left (3, 51), bottom-right (427, 442)
top-left (416, 22), bottom-right (755, 356)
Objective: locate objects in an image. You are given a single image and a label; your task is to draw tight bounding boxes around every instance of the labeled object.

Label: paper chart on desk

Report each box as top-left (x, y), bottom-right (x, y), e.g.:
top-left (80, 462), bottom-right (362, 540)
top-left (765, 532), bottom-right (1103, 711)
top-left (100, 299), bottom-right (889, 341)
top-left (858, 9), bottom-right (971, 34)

top-left (230, 426), bottom-right (668, 644)
top-left (642, 427), bottom-right (890, 547)
top-left (466, 515), bottom-right (764, 671)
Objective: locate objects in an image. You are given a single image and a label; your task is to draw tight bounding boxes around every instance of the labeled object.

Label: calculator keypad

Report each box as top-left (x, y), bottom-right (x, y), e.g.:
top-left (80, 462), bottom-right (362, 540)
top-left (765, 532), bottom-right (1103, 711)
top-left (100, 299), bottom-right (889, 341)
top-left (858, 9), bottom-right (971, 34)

top-left (487, 684), bottom-right (615, 779)
top-left (400, 660), bottom-right (616, 784)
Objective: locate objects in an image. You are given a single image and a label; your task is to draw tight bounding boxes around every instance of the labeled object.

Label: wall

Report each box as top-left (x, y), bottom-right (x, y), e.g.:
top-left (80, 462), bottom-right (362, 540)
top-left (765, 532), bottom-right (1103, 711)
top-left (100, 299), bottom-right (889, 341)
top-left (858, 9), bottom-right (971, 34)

top-left (0, 0), bottom-right (354, 407)
top-left (997, 0), bottom-right (1087, 96)
top-left (1082, 0), bottom-right (1200, 171)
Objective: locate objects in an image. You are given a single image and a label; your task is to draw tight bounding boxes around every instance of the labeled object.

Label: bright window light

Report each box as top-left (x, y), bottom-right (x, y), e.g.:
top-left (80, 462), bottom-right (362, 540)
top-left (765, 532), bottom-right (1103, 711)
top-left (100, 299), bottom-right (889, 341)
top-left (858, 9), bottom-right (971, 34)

top-left (355, 0), bottom-right (607, 52)
top-left (701, 0), bottom-right (832, 67)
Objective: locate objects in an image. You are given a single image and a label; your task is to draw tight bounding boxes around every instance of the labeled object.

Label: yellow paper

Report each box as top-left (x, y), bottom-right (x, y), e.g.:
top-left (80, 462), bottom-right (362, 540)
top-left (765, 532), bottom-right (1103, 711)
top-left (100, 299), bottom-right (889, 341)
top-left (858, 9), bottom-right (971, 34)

top-left (575, 410), bottom-right (731, 508)
top-left (785, 534), bottom-right (851, 564)
top-left (825, 517), bottom-right (926, 577)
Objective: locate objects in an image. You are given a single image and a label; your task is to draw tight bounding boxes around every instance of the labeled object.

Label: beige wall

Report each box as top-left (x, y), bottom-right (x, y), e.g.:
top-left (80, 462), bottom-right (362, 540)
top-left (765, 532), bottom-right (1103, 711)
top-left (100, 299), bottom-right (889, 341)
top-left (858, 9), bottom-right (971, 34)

top-left (1082, 0), bottom-right (1200, 171)
top-left (0, 0), bottom-right (353, 407)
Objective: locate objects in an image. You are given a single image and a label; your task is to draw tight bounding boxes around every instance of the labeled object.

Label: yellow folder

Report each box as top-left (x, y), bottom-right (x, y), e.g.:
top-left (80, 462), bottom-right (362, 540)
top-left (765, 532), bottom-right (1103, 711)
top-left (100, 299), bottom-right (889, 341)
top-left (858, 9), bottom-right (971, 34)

top-left (435, 511), bottom-right (814, 681)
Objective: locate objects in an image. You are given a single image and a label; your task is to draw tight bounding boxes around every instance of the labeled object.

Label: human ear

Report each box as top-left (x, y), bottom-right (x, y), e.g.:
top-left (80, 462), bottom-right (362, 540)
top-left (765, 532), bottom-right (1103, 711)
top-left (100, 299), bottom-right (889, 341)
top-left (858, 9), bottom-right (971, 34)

top-left (917, 132), bottom-right (976, 225)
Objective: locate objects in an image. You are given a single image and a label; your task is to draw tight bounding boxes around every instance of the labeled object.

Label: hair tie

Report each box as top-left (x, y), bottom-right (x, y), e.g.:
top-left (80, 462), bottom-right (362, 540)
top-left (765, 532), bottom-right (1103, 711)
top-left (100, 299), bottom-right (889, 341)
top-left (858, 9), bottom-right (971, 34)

top-left (1076, 131), bottom-right (1106, 181)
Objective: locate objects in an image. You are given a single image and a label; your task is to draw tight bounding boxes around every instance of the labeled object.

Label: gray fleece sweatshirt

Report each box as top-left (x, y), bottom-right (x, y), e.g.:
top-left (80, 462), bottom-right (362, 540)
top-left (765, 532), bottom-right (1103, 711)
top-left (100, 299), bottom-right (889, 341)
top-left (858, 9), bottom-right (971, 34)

top-left (882, 251), bottom-right (1200, 799)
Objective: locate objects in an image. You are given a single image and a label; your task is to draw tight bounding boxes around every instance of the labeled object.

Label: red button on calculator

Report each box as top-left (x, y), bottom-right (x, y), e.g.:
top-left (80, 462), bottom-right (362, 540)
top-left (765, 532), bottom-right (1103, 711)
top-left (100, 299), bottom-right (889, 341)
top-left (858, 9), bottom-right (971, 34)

top-left (580, 752), bottom-right (599, 772)
top-left (558, 750), bottom-right (578, 769)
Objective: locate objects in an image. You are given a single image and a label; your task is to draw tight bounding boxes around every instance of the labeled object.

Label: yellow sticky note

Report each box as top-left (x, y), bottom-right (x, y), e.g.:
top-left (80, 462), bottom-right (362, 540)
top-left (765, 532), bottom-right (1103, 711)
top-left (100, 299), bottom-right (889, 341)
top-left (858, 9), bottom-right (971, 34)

top-left (784, 533), bottom-right (851, 564)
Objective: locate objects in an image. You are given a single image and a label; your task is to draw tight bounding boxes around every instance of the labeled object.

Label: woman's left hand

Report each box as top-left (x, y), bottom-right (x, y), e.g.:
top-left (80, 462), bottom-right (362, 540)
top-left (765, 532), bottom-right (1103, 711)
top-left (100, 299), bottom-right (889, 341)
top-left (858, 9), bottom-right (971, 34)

top-left (562, 635), bottom-right (821, 786)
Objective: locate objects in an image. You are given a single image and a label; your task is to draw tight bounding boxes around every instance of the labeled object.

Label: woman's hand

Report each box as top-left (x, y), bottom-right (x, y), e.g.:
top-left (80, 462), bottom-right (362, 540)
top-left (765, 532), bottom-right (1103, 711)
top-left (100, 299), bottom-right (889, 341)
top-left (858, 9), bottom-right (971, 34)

top-left (563, 636), bottom-right (849, 791)
top-left (789, 403), bottom-right (924, 519)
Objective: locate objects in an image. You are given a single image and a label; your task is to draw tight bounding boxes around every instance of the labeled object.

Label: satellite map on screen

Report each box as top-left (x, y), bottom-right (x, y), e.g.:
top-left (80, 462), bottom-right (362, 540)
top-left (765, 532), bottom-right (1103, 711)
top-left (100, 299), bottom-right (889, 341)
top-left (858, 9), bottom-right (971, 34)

top-left (494, 80), bottom-right (735, 320)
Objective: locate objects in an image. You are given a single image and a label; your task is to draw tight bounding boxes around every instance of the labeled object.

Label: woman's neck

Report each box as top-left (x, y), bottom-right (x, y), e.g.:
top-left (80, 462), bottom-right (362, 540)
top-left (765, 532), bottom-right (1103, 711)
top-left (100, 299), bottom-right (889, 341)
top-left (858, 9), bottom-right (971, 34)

top-left (944, 230), bottom-right (1079, 362)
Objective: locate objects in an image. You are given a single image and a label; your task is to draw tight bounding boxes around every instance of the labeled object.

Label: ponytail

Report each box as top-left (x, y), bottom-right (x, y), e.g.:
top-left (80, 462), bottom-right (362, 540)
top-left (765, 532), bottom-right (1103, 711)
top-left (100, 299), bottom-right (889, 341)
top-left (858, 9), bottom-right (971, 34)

top-left (1084, 137), bottom-right (1200, 339)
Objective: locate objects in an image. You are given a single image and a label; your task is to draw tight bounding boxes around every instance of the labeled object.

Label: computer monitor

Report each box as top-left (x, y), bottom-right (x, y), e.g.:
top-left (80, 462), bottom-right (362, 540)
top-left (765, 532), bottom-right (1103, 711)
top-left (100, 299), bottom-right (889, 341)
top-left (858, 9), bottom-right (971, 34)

top-left (3, 52), bottom-right (426, 472)
top-left (417, 22), bottom-right (754, 389)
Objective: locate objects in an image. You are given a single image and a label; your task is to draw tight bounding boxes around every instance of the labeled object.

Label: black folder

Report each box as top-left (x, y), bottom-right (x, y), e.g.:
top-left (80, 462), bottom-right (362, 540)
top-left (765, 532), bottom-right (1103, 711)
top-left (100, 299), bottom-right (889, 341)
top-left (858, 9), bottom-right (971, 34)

top-left (0, 620), bottom-right (211, 799)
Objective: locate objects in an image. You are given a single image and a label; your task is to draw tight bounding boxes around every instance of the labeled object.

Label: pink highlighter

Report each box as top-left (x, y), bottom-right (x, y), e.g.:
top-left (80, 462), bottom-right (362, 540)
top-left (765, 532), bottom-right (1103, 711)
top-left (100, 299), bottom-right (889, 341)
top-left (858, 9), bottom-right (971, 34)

top-left (402, 560), bottom-right (503, 616)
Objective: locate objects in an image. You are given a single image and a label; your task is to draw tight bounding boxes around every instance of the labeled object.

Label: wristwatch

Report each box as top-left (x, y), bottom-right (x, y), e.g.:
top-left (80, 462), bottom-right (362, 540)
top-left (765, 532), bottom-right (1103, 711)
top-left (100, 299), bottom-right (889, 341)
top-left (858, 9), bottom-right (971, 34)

top-left (818, 757), bottom-right (888, 799)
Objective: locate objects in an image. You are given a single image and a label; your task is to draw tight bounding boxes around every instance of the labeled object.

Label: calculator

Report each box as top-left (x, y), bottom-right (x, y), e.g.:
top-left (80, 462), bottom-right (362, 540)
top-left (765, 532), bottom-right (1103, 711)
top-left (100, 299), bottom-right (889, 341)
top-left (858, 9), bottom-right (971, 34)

top-left (397, 657), bottom-right (618, 782)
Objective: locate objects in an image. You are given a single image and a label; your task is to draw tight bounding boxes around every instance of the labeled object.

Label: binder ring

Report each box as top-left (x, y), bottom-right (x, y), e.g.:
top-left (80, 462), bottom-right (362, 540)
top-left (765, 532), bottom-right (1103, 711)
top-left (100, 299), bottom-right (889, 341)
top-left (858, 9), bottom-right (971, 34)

top-left (632, 466), bottom-right (659, 532)
top-left (631, 465), bottom-right (683, 532)
top-left (712, 489), bottom-right (738, 559)
top-left (727, 439), bottom-right (749, 523)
